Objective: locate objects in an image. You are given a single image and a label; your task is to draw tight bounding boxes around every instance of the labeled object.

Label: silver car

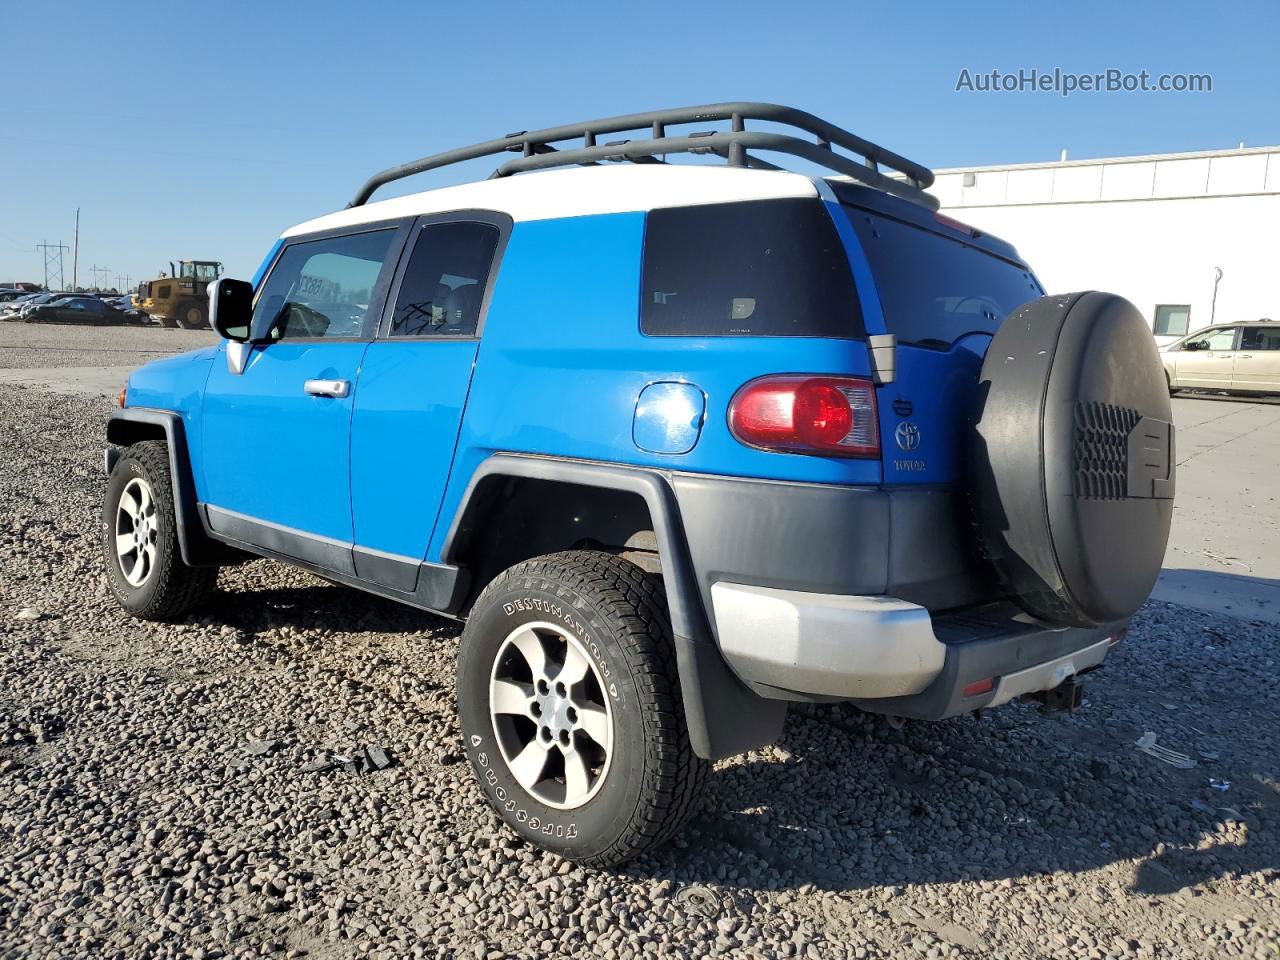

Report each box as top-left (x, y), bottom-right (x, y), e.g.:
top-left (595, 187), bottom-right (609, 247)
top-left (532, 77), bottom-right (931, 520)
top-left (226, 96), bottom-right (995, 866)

top-left (1161, 321), bottom-right (1280, 394)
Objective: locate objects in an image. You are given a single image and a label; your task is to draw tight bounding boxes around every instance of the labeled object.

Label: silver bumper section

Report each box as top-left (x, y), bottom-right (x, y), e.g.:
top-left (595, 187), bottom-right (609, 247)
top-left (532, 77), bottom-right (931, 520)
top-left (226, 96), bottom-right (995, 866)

top-left (711, 581), bottom-right (1120, 709)
top-left (711, 582), bottom-right (946, 698)
top-left (987, 637), bottom-right (1111, 707)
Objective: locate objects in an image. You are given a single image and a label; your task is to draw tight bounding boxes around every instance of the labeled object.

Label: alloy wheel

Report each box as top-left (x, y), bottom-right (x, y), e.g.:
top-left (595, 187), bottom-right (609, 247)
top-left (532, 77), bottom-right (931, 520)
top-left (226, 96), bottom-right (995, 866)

top-left (114, 477), bottom-right (158, 587)
top-left (488, 621), bottom-right (614, 809)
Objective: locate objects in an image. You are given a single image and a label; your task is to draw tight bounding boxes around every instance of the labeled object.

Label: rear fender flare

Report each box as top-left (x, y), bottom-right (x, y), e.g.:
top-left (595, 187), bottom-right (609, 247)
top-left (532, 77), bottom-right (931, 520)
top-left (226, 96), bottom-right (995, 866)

top-left (442, 454), bottom-right (785, 760)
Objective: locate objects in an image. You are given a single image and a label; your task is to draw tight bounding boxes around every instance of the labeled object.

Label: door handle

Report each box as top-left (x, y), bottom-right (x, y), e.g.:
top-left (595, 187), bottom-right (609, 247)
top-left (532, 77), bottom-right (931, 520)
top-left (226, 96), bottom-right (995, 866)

top-left (304, 378), bottom-right (350, 398)
top-left (1238, 354), bottom-right (1253, 359)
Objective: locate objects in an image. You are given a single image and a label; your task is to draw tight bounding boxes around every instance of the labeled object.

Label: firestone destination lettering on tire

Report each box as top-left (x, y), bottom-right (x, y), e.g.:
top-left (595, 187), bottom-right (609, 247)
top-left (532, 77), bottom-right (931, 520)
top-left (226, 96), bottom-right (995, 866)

top-left (501, 597), bottom-right (617, 698)
top-left (469, 734), bottom-right (578, 840)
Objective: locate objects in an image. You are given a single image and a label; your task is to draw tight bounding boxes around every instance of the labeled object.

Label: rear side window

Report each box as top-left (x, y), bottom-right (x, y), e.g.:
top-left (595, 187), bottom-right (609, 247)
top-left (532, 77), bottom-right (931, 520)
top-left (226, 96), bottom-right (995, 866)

top-left (1241, 326), bottom-right (1280, 351)
top-left (641, 199), bottom-right (862, 338)
top-left (844, 208), bottom-right (1041, 347)
top-left (389, 220), bottom-right (501, 337)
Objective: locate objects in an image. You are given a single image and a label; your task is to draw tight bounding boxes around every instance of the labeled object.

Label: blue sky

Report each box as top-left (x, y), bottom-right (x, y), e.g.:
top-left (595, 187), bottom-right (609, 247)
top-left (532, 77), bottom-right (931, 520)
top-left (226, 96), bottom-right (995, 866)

top-left (2, 0), bottom-right (1276, 287)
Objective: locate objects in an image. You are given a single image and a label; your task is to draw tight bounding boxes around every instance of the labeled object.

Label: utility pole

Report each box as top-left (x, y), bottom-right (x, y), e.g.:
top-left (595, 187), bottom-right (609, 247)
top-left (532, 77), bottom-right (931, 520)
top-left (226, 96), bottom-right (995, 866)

top-left (72, 209), bottom-right (80, 291)
top-left (1210, 266), bottom-right (1224, 325)
top-left (36, 241), bottom-right (69, 291)
top-left (90, 264), bottom-right (111, 291)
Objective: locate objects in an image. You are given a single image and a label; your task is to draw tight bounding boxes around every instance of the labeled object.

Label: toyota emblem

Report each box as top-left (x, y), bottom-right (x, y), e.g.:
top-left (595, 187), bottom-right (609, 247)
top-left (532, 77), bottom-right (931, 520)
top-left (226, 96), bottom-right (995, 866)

top-left (894, 421), bottom-right (921, 452)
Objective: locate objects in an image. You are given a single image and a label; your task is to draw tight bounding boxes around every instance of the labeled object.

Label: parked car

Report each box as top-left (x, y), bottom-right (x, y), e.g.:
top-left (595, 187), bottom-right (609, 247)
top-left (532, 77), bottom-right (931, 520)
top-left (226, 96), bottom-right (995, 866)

top-left (0, 288), bottom-right (30, 302)
top-left (24, 295), bottom-right (118, 324)
top-left (101, 296), bottom-right (145, 322)
top-left (1161, 320), bottom-right (1280, 394)
top-left (101, 103), bottom-right (1175, 867)
top-left (0, 293), bottom-right (41, 319)
top-left (12, 293), bottom-right (75, 319)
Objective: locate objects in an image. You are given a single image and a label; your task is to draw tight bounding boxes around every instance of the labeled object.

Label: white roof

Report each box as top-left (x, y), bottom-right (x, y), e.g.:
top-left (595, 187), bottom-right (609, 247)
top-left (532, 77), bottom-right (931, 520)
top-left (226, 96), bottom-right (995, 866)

top-left (282, 164), bottom-right (820, 237)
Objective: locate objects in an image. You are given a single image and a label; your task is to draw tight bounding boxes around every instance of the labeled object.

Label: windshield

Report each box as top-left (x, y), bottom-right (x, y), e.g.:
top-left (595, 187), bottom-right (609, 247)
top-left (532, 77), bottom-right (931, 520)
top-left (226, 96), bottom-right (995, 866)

top-left (843, 207), bottom-right (1042, 347)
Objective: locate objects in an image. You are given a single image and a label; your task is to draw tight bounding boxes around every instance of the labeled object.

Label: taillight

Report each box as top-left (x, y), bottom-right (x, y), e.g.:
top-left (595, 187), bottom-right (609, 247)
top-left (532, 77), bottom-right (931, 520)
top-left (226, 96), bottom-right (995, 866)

top-left (728, 375), bottom-right (879, 457)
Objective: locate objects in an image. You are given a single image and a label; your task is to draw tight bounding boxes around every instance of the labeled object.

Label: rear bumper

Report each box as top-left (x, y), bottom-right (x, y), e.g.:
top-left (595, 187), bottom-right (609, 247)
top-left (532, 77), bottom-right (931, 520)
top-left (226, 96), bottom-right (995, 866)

top-left (711, 582), bottom-right (1122, 719)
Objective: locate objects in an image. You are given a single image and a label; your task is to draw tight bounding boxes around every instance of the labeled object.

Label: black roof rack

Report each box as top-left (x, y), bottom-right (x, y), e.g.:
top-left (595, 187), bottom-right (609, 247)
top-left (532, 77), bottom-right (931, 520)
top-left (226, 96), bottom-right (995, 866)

top-left (347, 102), bottom-right (937, 210)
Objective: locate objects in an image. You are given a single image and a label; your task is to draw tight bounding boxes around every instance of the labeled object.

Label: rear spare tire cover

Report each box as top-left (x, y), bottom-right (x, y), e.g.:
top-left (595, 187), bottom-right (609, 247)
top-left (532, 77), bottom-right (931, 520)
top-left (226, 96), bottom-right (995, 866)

top-left (971, 292), bottom-right (1175, 627)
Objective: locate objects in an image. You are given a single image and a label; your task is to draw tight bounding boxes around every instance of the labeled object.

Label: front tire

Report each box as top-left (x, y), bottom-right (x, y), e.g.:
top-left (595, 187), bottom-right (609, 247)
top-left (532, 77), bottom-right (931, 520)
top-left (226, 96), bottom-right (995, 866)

top-left (102, 441), bottom-right (217, 620)
top-left (457, 551), bottom-right (707, 867)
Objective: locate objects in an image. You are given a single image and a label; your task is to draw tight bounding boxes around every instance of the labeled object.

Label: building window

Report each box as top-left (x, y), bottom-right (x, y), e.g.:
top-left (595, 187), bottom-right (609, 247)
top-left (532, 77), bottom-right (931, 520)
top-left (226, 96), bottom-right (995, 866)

top-left (1153, 304), bottom-right (1190, 337)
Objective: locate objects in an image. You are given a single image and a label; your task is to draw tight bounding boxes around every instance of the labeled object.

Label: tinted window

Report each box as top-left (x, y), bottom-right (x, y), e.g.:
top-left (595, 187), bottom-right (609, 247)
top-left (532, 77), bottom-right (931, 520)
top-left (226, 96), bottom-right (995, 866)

top-left (252, 230), bottom-right (395, 341)
top-left (389, 221), bottom-right (500, 337)
top-left (1241, 326), bottom-right (1280, 351)
top-left (844, 208), bottom-right (1041, 347)
top-left (641, 199), bottom-right (862, 338)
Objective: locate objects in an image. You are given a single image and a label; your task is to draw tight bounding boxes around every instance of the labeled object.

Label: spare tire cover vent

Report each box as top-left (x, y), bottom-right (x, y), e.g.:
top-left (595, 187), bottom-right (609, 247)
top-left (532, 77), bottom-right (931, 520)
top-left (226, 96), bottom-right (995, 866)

top-left (1073, 401), bottom-right (1141, 500)
top-left (971, 292), bottom-right (1175, 628)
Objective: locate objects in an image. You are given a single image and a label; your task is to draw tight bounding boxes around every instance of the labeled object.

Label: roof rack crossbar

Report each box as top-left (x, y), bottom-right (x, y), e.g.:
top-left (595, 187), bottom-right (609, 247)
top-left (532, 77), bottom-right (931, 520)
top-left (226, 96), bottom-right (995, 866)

top-left (491, 131), bottom-right (938, 208)
top-left (347, 102), bottom-right (935, 209)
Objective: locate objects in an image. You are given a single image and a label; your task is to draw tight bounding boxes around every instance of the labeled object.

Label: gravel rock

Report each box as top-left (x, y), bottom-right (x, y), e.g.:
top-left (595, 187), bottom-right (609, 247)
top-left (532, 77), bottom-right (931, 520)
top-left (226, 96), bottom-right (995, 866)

top-left (0, 331), bottom-right (1277, 959)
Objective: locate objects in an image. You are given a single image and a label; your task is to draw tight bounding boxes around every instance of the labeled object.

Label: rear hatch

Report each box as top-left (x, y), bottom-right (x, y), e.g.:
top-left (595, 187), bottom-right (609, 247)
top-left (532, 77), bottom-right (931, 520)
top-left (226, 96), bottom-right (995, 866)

top-left (830, 182), bottom-right (1043, 487)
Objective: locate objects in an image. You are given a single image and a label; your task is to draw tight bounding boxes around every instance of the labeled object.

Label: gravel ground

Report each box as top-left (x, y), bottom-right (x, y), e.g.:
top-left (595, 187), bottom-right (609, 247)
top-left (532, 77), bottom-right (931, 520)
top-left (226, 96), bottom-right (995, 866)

top-left (1, 381), bottom-right (1278, 960)
top-left (0, 320), bottom-right (216, 370)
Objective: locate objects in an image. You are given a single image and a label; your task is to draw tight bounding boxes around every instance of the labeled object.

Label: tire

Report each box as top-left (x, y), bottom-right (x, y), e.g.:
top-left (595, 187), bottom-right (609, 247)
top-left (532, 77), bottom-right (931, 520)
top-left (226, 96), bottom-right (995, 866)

top-left (102, 441), bottom-right (217, 621)
top-left (971, 292), bottom-right (1175, 627)
top-left (457, 550), bottom-right (708, 867)
top-left (174, 301), bottom-right (208, 329)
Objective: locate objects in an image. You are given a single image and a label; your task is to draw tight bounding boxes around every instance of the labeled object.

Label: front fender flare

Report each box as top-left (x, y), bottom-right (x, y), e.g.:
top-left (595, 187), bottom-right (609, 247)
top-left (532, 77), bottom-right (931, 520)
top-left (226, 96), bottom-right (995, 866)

top-left (106, 408), bottom-right (228, 567)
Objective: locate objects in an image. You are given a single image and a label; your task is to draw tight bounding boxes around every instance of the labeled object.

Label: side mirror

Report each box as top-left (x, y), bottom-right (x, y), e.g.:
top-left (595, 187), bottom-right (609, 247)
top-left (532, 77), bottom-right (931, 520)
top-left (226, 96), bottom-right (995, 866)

top-left (209, 278), bottom-right (254, 342)
top-left (1184, 339), bottom-right (1204, 351)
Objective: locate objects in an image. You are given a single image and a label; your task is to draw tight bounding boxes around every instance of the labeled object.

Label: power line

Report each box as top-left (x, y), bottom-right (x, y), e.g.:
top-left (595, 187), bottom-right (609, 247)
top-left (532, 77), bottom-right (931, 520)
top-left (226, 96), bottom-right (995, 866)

top-left (36, 240), bottom-right (69, 291)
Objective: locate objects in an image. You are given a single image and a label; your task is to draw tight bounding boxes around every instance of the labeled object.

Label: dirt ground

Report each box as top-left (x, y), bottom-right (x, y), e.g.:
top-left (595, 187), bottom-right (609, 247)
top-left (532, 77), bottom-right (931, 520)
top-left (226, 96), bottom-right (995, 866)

top-left (0, 325), bottom-right (1276, 959)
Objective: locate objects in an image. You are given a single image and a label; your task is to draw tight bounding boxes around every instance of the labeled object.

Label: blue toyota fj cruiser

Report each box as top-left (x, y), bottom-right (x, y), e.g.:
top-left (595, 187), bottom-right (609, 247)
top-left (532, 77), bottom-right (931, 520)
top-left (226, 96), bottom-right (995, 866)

top-left (102, 103), bottom-right (1175, 867)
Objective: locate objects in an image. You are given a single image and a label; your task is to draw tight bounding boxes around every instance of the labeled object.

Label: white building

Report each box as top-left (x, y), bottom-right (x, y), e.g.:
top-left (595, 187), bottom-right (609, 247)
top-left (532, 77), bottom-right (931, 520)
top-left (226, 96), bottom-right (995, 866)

top-left (927, 145), bottom-right (1280, 344)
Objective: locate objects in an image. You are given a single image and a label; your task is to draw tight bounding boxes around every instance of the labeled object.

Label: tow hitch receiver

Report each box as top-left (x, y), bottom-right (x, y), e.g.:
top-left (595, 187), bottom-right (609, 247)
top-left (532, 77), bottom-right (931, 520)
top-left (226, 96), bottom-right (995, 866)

top-left (1029, 675), bottom-right (1085, 712)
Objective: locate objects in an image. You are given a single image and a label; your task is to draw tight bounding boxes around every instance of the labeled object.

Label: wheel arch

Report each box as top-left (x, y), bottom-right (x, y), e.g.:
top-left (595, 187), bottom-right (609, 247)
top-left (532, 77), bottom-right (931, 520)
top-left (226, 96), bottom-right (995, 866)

top-left (442, 454), bottom-right (785, 760)
top-left (106, 409), bottom-right (232, 567)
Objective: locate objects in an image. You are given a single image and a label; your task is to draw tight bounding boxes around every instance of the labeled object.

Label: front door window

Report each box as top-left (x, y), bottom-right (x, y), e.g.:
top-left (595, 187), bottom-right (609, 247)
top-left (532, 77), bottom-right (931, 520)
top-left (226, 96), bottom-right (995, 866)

top-left (253, 230), bottom-right (396, 340)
